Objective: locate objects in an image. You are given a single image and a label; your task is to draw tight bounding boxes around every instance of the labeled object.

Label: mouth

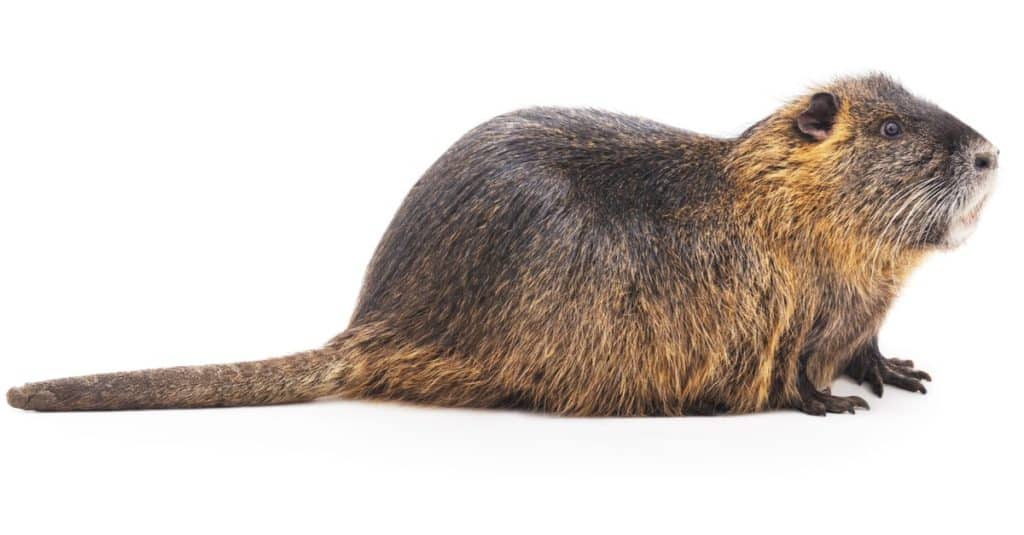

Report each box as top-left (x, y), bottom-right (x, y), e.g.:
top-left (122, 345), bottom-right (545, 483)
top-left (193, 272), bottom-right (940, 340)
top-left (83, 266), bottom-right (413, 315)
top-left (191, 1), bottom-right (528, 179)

top-left (943, 173), bottom-right (996, 247)
top-left (956, 191), bottom-right (990, 228)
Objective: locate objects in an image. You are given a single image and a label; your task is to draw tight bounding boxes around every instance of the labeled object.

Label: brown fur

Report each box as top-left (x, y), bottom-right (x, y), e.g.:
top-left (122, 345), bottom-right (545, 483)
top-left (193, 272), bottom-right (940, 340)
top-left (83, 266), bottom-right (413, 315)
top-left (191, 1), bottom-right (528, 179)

top-left (7, 74), bottom-right (996, 415)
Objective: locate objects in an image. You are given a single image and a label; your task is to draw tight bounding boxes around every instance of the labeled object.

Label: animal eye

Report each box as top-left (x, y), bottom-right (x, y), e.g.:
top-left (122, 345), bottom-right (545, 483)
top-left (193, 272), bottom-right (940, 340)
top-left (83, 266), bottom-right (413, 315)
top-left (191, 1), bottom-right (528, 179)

top-left (881, 120), bottom-right (902, 138)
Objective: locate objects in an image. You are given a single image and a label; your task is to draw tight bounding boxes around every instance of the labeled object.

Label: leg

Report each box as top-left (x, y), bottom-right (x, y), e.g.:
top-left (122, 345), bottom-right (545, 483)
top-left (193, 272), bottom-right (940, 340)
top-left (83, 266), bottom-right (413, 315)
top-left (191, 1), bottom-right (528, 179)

top-left (844, 336), bottom-right (931, 397)
top-left (796, 351), bottom-right (870, 416)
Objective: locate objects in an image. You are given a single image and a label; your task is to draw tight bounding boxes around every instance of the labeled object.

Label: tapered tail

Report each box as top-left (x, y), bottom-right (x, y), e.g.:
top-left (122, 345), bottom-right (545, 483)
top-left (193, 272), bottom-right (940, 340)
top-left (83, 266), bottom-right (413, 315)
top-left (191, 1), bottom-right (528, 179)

top-left (7, 348), bottom-right (346, 411)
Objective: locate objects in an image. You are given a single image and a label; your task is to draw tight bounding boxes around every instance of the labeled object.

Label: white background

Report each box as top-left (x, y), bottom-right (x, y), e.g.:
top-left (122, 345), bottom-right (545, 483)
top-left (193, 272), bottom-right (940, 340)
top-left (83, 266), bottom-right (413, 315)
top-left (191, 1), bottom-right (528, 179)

top-left (1, 1), bottom-right (1020, 533)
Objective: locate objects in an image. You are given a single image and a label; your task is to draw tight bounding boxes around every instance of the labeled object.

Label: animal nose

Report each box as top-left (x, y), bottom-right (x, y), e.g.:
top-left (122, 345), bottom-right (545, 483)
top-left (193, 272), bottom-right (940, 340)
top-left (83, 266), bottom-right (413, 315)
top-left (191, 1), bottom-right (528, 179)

top-left (974, 151), bottom-right (997, 171)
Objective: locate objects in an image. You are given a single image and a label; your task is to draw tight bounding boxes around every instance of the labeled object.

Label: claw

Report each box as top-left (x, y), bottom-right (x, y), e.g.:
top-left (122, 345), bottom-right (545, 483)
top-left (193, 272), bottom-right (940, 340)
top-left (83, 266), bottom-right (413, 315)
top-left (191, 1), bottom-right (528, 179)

top-left (904, 369), bottom-right (932, 382)
top-left (879, 360), bottom-right (929, 394)
top-left (868, 366), bottom-right (884, 398)
top-left (799, 387), bottom-right (870, 416)
top-left (844, 343), bottom-right (932, 398)
top-left (849, 395), bottom-right (870, 410)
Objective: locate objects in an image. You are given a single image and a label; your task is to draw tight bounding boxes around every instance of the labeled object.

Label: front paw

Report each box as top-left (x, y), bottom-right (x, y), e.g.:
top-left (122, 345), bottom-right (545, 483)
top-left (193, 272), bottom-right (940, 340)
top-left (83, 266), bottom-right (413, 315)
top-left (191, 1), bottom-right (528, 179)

top-left (846, 343), bottom-right (932, 397)
top-left (799, 387), bottom-right (870, 416)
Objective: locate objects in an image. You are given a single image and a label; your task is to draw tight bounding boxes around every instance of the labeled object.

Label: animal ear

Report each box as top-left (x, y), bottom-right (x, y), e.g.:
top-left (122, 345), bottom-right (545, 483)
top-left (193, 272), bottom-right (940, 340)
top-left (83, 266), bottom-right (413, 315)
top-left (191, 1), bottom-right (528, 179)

top-left (796, 92), bottom-right (840, 141)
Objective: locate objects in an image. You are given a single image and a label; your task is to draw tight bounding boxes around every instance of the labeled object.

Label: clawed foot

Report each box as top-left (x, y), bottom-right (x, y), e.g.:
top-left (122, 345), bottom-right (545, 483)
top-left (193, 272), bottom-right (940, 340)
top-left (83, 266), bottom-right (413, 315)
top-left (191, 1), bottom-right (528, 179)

top-left (799, 386), bottom-right (870, 416)
top-left (845, 340), bottom-right (932, 397)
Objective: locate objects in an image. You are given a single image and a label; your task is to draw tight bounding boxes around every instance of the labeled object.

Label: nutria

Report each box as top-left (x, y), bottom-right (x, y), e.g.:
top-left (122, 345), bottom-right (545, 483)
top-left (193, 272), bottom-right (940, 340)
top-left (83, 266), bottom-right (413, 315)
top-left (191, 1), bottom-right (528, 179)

top-left (7, 74), bottom-right (998, 416)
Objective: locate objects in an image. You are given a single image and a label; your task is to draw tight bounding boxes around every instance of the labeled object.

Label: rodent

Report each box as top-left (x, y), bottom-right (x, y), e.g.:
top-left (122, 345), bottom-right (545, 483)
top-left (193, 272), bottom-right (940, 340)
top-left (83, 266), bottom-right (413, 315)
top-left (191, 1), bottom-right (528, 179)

top-left (7, 73), bottom-right (998, 416)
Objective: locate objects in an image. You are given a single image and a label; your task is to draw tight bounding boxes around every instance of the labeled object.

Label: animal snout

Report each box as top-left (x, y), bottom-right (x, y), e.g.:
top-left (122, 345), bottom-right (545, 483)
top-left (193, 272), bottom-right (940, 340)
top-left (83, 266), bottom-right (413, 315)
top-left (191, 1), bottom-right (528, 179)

top-left (974, 149), bottom-right (998, 171)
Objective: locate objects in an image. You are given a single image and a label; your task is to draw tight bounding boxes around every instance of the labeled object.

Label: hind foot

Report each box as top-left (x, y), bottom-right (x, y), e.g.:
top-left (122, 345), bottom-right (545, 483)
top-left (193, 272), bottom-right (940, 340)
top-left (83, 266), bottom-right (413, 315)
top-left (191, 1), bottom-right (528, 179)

top-left (845, 337), bottom-right (931, 397)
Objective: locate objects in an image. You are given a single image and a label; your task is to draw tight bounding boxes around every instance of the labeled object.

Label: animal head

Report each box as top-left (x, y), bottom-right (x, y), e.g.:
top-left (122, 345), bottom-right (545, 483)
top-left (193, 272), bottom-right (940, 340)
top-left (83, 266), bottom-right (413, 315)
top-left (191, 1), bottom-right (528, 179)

top-left (733, 74), bottom-right (997, 259)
